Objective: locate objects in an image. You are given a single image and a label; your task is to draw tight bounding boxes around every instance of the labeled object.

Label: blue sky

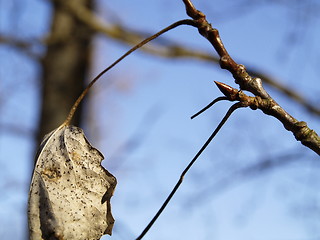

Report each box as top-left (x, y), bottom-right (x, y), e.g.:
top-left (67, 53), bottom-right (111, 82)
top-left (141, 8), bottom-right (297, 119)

top-left (1, 0), bottom-right (320, 239)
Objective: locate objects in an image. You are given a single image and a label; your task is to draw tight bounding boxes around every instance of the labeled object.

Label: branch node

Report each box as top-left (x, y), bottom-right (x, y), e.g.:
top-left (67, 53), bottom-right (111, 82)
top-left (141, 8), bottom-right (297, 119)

top-left (219, 56), bottom-right (230, 69)
top-left (183, 0), bottom-right (205, 20)
top-left (250, 96), bottom-right (263, 110)
top-left (293, 121), bottom-right (309, 140)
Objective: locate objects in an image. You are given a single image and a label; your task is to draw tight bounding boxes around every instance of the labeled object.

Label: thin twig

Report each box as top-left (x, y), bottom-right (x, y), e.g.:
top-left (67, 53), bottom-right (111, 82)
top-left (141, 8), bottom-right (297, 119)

top-left (191, 96), bottom-right (227, 119)
top-left (135, 102), bottom-right (243, 240)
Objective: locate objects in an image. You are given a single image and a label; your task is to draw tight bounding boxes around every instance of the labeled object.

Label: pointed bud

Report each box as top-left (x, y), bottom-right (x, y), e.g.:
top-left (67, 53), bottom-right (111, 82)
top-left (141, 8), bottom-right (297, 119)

top-left (214, 81), bottom-right (238, 100)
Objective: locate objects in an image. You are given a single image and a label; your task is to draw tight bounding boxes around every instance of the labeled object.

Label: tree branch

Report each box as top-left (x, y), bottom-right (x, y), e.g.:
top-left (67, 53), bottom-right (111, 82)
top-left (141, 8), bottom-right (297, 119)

top-left (247, 69), bottom-right (320, 116)
top-left (181, 0), bottom-right (320, 155)
top-left (0, 36), bottom-right (41, 59)
top-left (215, 81), bottom-right (320, 155)
top-left (49, 0), bottom-right (320, 117)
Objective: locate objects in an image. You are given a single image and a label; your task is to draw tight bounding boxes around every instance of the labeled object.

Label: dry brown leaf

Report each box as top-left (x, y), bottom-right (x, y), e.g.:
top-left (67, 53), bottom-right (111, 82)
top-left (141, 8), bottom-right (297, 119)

top-left (28, 125), bottom-right (117, 240)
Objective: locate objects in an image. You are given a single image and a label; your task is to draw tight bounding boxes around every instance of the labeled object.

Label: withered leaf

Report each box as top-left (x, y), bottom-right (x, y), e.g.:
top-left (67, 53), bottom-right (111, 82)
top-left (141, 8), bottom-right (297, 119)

top-left (28, 125), bottom-right (117, 240)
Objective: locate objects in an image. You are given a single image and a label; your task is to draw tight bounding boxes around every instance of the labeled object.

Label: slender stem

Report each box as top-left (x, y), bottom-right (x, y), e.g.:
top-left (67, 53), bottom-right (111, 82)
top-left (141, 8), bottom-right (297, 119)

top-left (191, 96), bottom-right (227, 119)
top-left (135, 102), bottom-right (243, 240)
top-left (62, 19), bottom-right (196, 126)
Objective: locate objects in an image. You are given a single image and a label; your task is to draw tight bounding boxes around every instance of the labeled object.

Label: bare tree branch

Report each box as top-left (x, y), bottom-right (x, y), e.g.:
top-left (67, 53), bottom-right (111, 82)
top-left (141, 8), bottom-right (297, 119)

top-left (247, 69), bottom-right (320, 116)
top-left (0, 36), bottom-right (41, 59)
top-left (50, 0), bottom-right (320, 117)
top-left (215, 81), bottom-right (320, 154)
top-left (182, 0), bottom-right (320, 155)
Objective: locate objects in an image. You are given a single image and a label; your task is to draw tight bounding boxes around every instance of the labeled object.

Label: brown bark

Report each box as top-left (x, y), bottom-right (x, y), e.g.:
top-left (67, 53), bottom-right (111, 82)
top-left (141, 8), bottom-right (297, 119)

top-left (37, 0), bottom-right (94, 146)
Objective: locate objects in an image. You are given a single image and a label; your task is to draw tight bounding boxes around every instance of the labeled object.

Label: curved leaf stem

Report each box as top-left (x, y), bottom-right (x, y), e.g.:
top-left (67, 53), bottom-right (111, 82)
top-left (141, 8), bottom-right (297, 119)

top-left (63, 19), bottom-right (197, 126)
